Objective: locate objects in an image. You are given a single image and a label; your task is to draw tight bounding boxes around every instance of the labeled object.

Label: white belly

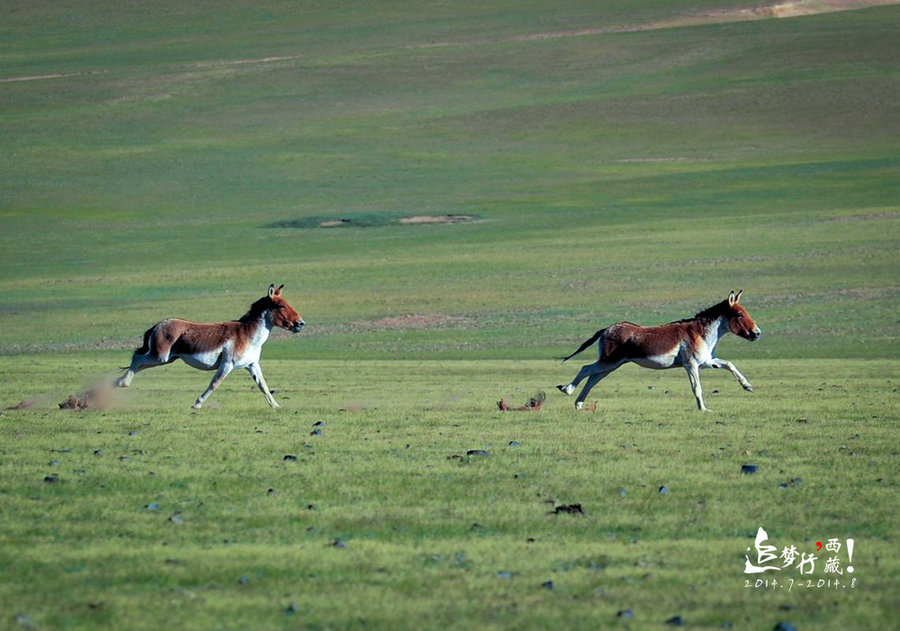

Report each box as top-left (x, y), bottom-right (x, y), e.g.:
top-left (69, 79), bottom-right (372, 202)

top-left (633, 351), bottom-right (681, 369)
top-left (179, 350), bottom-right (222, 370)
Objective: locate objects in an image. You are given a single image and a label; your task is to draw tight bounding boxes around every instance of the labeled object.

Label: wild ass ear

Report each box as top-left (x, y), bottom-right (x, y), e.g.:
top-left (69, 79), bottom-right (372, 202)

top-left (267, 283), bottom-right (276, 298)
top-left (735, 289), bottom-right (743, 303)
top-left (728, 291), bottom-right (737, 307)
top-left (273, 284), bottom-right (284, 297)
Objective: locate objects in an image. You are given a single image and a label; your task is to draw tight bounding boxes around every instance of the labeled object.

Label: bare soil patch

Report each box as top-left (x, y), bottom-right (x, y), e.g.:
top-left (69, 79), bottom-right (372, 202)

top-left (410, 1), bottom-right (896, 49)
top-left (398, 215), bottom-right (476, 225)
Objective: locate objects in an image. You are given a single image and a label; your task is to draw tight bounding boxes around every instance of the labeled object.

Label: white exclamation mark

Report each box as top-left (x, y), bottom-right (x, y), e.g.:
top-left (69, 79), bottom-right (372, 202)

top-left (846, 538), bottom-right (854, 573)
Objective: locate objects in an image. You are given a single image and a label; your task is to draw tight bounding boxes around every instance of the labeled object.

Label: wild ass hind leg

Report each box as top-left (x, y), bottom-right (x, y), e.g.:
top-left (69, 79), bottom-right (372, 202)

top-left (193, 362), bottom-right (234, 409)
top-left (115, 352), bottom-right (174, 388)
top-left (247, 362), bottom-right (279, 408)
top-left (684, 361), bottom-right (709, 412)
top-left (704, 358), bottom-right (754, 392)
top-left (558, 361), bottom-right (604, 396)
top-left (573, 363), bottom-right (621, 410)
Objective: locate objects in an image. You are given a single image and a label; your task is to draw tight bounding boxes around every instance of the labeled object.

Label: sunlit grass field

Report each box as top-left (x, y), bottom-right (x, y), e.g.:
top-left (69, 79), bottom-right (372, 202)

top-left (1, 0), bottom-right (898, 628)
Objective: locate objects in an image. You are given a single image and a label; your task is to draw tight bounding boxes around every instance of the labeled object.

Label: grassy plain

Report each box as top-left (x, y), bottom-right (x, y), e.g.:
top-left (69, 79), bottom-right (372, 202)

top-left (1, 0), bottom-right (898, 629)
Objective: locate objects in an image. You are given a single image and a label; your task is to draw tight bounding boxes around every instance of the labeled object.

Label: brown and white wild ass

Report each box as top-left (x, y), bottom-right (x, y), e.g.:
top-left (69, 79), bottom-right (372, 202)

top-left (115, 284), bottom-right (305, 408)
top-left (557, 291), bottom-right (761, 411)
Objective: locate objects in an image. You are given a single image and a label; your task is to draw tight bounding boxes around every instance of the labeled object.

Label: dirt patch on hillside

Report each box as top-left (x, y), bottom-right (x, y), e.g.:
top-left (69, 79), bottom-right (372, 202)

top-left (410, 1), bottom-right (896, 48)
top-left (399, 214), bottom-right (476, 225)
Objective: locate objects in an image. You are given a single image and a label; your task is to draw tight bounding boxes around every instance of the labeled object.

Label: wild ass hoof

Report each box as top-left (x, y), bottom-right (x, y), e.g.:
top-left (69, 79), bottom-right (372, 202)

top-left (557, 384), bottom-right (574, 396)
top-left (269, 401), bottom-right (281, 409)
top-left (192, 401), bottom-right (203, 410)
top-left (575, 401), bottom-right (584, 410)
top-left (743, 384), bottom-right (755, 392)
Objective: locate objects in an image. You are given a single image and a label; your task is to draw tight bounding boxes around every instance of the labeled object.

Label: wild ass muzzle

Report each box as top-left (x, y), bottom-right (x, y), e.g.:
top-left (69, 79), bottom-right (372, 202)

top-left (557, 291), bottom-right (761, 411)
top-left (115, 284), bottom-right (305, 409)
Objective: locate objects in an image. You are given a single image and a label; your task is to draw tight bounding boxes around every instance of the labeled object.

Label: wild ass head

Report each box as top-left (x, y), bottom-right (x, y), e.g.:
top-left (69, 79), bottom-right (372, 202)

top-left (723, 290), bottom-right (761, 341)
top-left (265, 283), bottom-right (305, 332)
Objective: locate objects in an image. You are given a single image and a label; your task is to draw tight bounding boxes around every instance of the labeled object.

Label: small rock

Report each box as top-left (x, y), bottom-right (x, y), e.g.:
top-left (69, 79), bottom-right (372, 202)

top-left (310, 429), bottom-right (322, 436)
top-left (238, 576), bottom-right (251, 585)
top-left (508, 441), bottom-right (521, 447)
top-left (267, 488), bottom-right (275, 495)
top-left (659, 485), bottom-right (669, 494)
top-left (541, 580), bottom-right (554, 590)
top-left (284, 603), bottom-right (298, 615)
top-left (312, 421), bottom-right (324, 427)
top-left (14, 613), bottom-right (36, 628)
top-left (283, 454), bottom-right (297, 461)
top-left (144, 503), bottom-right (160, 511)
top-left (331, 538), bottom-right (347, 549)
top-left (741, 465), bottom-right (758, 475)
top-left (128, 431), bottom-right (139, 436)
top-left (616, 609), bottom-right (633, 618)
top-left (49, 459), bottom-right (60, 467)
top-left (773, 623), bottom-right (797, 631)
top-left (466, 449), bottom-right (490, 456)
top-left (496, 571), bottom-right (515, 579)
top-left (666, 615), bottom-right (684, 626)
top-left (618, 488), bottom-right (627, 496)
top-left (43, 474), bottom-right (59, 484)
top-left (93, 449), bottom-right (103, 456)
top-left (169, 513), bottom-right (184, 525)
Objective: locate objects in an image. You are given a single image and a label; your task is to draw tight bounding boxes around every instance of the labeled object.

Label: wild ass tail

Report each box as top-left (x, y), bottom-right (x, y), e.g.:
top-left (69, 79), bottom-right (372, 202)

top-left (559, 328), bottom-right (607, 362)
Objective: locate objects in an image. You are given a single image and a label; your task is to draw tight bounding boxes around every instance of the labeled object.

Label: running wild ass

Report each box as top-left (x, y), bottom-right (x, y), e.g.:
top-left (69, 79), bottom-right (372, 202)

top-left (116, 284), bottom-right (305, 408)
top-left (557, 291), bottom-right (761, 411)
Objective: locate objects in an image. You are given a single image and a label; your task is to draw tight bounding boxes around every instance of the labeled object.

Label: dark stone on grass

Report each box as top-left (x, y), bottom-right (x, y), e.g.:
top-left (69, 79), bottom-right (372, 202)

top-left (666, 615), bottom-right (684, 625)
top-left (508, 441), bottom-right (521, 447)
top-left (616, 609), bottom-right (633, 618)
top-left (128, 431), bottom-right (139, 436)
top-left (49, 459), bottom-right (60, 467)
top-left (144, 503), bottom-right (160, 511)
top-left (552, 503), bottom-right (584, 515)
top-left (496, 571), bottom-right (515, 579)
top-left (467, 449), bottom-right (490, 456)
top-left (284, 603), bottom-right (298, 615)
top-left (93, 449), bottom-right (103, 456)
top-left (169, 513), bottom-right (184, 524)
top-left (331, 538), bottom-right (347, 548)
top-left (283, 454), bottom-right (297, 461)
top-left (773, 623), bottom-right (797, 631)
top-left (312, 421), bottom-right (324, 427)
top-left (14, 613), bottom-right (36, 628)
top-left (238, 576), bottom-right (250, 585)
top-left (741, 465), bottom-right (758, 474)
top-left (659, 485), bottom-right (669, 494)
top-left (310, 429), bottom-right (322, 436)
top-left (541, 580), bottom-right (554, 590)
top-left (43, 474), bottom-right (59, 484)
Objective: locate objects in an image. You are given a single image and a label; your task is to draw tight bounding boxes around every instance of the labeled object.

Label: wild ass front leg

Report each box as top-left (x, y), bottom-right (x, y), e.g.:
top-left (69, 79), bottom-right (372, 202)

top-left (247, 362), bottom-right (279, 408)
top-left (685, 361), bottom-right (708, 411)
top-left (704, 358), bottom-right (754, 392)
top-left (193, 362), bottom-right (234, 409)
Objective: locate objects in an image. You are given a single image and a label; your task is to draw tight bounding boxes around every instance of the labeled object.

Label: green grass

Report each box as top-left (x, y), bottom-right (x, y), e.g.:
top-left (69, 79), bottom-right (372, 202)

top-left (1, 356), bottom-right (896, 629)
top-left (1, 0), bottom-right (898, 628)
